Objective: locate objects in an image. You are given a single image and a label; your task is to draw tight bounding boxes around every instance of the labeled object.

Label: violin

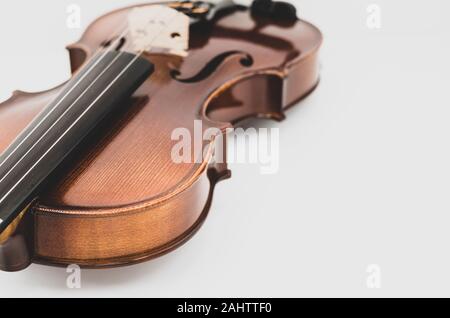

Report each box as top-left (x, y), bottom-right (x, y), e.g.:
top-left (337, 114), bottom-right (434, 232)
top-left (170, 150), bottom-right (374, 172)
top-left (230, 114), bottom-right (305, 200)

top-left (0, 0), bottom-right (322, 271)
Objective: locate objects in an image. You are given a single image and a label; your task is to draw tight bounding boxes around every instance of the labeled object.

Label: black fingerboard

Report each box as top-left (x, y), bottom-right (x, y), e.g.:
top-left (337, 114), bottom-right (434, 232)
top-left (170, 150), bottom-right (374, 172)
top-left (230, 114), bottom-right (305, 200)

top-left (0, 51), bottom-right (154, 232)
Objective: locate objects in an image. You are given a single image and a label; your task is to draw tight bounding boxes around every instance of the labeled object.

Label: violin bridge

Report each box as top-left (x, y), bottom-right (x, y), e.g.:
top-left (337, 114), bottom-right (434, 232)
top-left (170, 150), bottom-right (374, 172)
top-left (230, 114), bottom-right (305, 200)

top-left (128, 5), bottom-right (190, 57)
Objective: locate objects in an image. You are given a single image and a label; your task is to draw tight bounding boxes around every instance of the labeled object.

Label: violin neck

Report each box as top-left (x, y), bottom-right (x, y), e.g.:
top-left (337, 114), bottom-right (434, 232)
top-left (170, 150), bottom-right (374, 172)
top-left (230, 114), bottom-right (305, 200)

top-left (0, 51), bottom-right (153, 232)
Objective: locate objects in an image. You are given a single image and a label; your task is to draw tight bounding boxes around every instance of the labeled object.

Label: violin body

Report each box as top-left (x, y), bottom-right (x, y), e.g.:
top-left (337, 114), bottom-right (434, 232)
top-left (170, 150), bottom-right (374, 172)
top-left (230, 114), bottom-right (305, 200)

top-left (0, 1), bottom-right (322, 271)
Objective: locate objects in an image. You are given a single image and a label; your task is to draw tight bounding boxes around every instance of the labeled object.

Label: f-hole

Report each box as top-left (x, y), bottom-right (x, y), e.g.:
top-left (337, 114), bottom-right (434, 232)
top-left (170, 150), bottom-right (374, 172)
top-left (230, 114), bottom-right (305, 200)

top-left (171, 51), bottom-right (254, 83)
top-left (101, 37), bottom-right (126, 51)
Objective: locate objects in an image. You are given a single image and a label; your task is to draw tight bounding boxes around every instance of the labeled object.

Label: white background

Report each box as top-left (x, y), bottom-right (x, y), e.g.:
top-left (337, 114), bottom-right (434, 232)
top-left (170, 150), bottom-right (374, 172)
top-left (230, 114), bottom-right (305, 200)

top-left (0, 0), bottom-right (450, 297)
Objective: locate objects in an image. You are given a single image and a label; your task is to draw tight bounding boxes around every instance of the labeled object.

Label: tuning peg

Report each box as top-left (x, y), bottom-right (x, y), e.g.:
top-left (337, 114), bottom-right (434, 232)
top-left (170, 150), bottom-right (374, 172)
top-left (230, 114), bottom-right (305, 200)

top-left (251, 0), bottom-right (298, 22)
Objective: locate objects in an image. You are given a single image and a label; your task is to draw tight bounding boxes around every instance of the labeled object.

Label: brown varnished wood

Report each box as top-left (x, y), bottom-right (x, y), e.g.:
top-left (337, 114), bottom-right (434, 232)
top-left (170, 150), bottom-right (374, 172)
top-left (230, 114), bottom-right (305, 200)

top-left (0, 2), bottom-right (322, 269)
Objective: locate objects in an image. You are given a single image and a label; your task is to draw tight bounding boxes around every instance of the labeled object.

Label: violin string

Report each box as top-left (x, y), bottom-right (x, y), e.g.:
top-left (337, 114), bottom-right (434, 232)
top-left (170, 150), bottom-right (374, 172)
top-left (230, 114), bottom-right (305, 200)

top-left (0, 52), bottom-right (126, 186)
top-left (0, 23), bottom-right (130, 173)
top-left (0, 10), bottom-right (180, 206)
top-left (0, 9), bottom-right (165, 187)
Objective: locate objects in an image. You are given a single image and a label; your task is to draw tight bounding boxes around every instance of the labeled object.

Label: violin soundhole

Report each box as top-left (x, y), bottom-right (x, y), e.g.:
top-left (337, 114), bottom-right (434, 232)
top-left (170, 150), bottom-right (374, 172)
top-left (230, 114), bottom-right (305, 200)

top-left (170, 51), bottom-right (254, 83)
top-left (101, 37), bottom-right (126, 51)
